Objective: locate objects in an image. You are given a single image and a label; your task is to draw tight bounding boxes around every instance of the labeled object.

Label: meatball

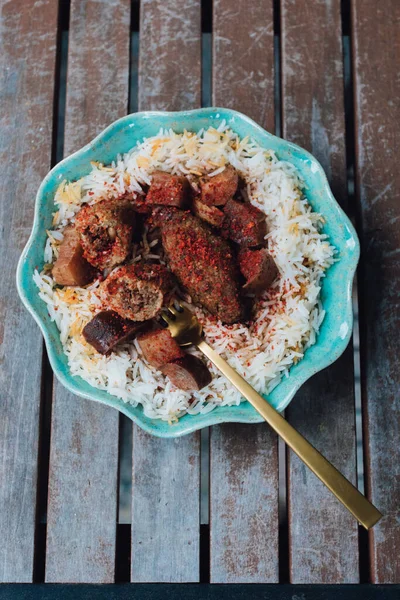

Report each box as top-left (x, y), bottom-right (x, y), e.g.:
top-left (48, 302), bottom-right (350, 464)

top-left (75, 198), bottom-right (136, 270)
top-left (101, 262), bottom-right (173, 321)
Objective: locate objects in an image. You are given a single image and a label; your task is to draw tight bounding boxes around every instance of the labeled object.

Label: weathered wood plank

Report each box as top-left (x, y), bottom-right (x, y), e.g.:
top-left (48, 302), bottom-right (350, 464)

top-left (281, 0), bottom-right (359, 584)
top-left (210, 425), bottom-right (279, 583)
top-left (45, 0), bottom-right (131, 583)
top-left (0, 0), bottom-right (59, 582)
top-left (212, 0), bottom-right (275, 132)
top-left (351, 0), bottom-right (400, 583)
top-left (131, 431), bottom-right (201, 582)
top-left (286, 361), bottom-right (358, 583)
top-left (46, 389), bottom-right (120, 583)
top-left (130, 0), bottom-right (202, 583)
top-left (63, 0), bottom-right (131, 155)
top-left (210, 0), bottom-right (279, 584)
top-left (138, 0), bottom-right (201, 111)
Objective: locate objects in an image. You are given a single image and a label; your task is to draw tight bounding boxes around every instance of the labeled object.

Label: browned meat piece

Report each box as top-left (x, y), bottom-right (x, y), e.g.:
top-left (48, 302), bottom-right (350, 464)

top-left (130, 193), bottom-right (151, 214)
top-left (101, 262), bottom-right (173, 321)
top-left (52, 225), bottom-right (96, 286)
top-left (146, 171), bottom-right (190, 208)
top-left (75, 198), bottom-right (136, 270)
top-left (82, 310), bottom-right (146, 354)
top-left (222, 198), bottom-right (267, 247)
top-left (192, 197), bottom-right (224, 228)
top-left (200, 165), bottom-right (238, 206)
top-left (161, 355), bottom-right (212, 391)
top-left (149, 206), bottom-right (179, 230)
top-left (137, 328), bottom-right (184, 368)
top-left (239, 248), bottom-right (279, 294)
top-left (160, 211), bottom-right (243, 324)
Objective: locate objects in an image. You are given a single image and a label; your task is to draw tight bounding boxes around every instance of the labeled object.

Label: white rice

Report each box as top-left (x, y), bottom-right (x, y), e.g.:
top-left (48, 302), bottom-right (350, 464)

top-left (34, 124), bottom-right (335, 422)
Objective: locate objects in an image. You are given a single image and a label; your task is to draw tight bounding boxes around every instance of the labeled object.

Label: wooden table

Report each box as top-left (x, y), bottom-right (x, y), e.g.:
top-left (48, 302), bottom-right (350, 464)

top-left (1, 0), bottom-right (399, 596)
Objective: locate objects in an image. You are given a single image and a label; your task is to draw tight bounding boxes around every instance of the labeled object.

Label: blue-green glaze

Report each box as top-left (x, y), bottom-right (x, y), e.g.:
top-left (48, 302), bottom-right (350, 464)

top-left (16, 108), bottom-right (360, 438)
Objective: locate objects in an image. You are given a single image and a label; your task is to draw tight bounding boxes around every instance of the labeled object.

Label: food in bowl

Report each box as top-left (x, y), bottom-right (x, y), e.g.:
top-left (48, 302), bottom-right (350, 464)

top-left (34, 123), bottom-right (335, 422)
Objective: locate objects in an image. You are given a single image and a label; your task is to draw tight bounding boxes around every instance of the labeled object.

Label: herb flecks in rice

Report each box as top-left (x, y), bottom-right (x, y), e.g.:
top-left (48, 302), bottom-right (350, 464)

top-left (34, 123), bottom-right (335, 421)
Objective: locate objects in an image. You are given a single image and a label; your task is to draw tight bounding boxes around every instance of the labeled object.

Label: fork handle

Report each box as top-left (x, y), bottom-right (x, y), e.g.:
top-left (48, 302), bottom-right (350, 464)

top-left (196, 339), bottom-right (382, 530)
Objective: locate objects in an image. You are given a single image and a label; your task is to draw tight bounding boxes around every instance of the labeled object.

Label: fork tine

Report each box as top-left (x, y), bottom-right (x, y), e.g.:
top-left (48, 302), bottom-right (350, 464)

top-left (160, 312), bottom-right (173, 327)
top-left (176, 301), bottom-right (189, 312)
top-left (180, 303), bottom-right (193, 316)
top-left (168, 305), bottom-right (180, 316)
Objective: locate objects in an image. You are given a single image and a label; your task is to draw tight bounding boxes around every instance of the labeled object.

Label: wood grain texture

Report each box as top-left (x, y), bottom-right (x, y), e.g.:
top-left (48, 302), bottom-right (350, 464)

top-left (210, 425), bottom-right (279, 583)
top-left (351, 0), bottom-right (400, 583)
top-left (138, 0), bottom-right (201, 111)
top-left (212, 0), bottom-right (275, 132)
top-left (210, 1), bottom-right (279, 583)
top-left (130, 0), bottom-right (202, 583)
top-left (0, 0), bottom-right (59, 582)
top-left (46, 386), bottom-right (119, 583)
top-left (45, 0), bottom-right (131, 583)
top-left (286, 358), bottom-right (358, 583)
top-left (131, 431), bottom-right (201, 582)
top-left (281, 0), bottom-right (359, 584)
top-left (63, 0), bottom-right (131, 156)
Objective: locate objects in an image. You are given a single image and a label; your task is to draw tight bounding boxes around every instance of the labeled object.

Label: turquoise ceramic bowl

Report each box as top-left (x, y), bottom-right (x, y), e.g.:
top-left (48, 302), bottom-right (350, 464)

top-left (17, 108), bottom-right (360, 437)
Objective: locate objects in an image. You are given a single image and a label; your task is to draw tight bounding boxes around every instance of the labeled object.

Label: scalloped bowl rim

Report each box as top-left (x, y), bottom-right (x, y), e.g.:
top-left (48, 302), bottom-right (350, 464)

top-left (16, 108), bottom-right (360, 437)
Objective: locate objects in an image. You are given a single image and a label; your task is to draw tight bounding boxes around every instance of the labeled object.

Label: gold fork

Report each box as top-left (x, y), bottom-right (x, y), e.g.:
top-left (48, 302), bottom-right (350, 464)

top-left (161, 302), bottom-right (382, 530)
